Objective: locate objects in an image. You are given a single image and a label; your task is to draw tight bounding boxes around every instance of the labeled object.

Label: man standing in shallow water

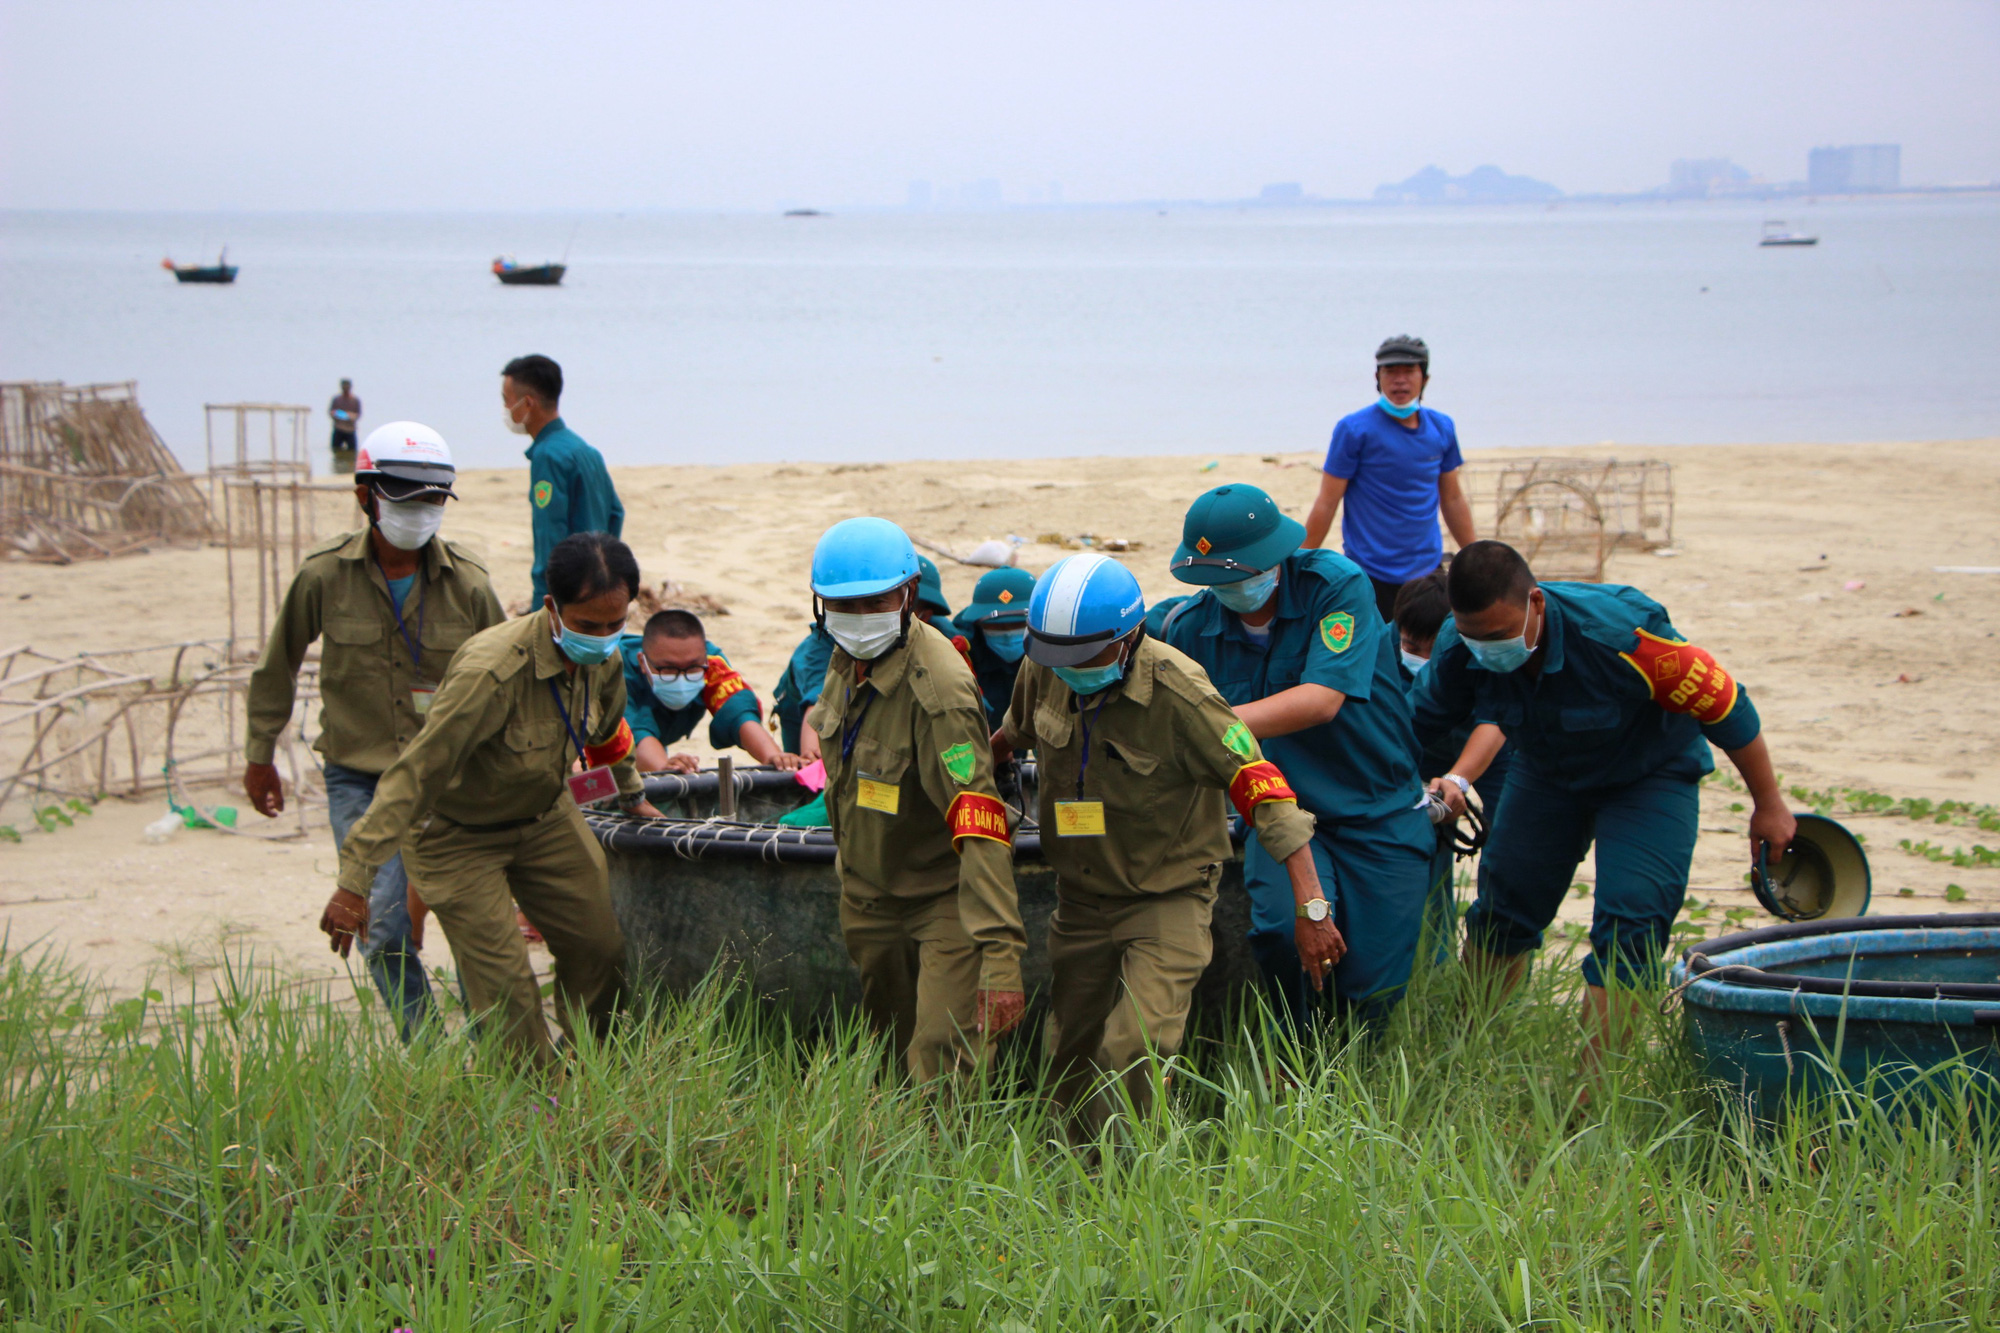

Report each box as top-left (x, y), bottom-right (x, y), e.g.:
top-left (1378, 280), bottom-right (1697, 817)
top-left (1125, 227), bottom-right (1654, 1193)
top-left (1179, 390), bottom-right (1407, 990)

top-left (1304, 335), bottom-right (1477, 625)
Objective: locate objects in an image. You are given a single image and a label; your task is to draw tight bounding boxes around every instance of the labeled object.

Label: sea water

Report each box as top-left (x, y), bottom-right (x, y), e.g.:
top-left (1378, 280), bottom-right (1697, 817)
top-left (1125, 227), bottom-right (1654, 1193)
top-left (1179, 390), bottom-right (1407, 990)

top-left (2, 197), bottom-right (1996, 472)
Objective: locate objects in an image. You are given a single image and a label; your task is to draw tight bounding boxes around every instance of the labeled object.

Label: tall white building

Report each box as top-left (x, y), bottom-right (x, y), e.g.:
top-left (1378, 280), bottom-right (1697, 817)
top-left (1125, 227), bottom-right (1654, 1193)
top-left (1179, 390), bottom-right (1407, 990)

top-left (1808, 145), bottom-right (1901, 193)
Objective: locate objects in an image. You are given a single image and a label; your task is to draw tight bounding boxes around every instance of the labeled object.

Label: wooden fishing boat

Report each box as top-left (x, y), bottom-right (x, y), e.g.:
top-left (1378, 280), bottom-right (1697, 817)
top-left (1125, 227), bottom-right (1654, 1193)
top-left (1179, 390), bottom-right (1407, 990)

top-left (162, 250), bottom-right (237, 284)
top-left (492, 256), bottom-right (566, 285)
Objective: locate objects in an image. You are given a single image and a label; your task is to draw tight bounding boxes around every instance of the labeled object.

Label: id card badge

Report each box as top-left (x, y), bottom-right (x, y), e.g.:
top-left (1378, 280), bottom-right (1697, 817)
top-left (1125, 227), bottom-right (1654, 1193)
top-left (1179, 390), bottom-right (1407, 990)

top-left (1053, 800), bottom-right (1106, 836)
top-left (856, 777), bottom-right (901, 815)
top-left (410, 685), bottom-right (436, 717)
top-left (568, 766), bottom-right (618, 806)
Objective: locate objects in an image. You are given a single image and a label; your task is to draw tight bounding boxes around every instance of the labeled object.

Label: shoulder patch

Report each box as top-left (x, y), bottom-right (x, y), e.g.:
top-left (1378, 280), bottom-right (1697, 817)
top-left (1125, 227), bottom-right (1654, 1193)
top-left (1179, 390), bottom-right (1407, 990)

top-left (1619, 627), bottom-right (1739, 725)
top-left (1222, 721), bottom-right (1256, 759)
top-left (532, 480), bottom-right (553, 508)
top-left (1319, 611), bottom-right (1355, 654)
top-left (940, 741), bottom-right (976, 784)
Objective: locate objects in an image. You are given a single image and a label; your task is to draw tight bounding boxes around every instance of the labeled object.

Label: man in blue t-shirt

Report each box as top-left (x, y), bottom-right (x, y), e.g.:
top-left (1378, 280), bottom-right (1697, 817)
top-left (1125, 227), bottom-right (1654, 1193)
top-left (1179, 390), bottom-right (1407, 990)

top-left (1303, 335), bottom-right (1477, 624)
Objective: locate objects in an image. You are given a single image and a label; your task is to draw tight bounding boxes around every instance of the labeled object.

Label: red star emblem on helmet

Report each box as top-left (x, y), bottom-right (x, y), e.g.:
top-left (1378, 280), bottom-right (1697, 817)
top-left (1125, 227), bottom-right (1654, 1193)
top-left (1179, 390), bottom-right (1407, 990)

top-left (1196, 537), bottom-right (1212, 555)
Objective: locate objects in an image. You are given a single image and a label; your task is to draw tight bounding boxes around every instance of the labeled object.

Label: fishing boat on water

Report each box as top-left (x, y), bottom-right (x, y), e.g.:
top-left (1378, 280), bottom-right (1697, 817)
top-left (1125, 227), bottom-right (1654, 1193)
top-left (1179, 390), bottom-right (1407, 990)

top-left (492, 256), bottom-right (566, 285)
top-left (161, 249), bottom-right (238, 283)
top-left (1759, 220), bottom-right (1819, 247)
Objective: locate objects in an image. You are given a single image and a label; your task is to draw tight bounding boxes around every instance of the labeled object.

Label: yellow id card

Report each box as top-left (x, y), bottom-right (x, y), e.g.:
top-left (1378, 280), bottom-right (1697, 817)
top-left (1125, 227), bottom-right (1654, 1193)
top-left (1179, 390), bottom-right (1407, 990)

top-left (1053, 800), bottom-right (1106, 836)
top-left (857, 777), bottom-right (901, 815)
top-left (411, 685), bottom-right (436, 716)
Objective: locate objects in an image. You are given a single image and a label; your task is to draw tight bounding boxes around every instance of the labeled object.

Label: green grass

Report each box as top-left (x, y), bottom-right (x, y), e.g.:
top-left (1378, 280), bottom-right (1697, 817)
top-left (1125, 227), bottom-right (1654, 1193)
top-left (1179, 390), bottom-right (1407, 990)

top-left (3, 943), bottom-right (1998, 1331)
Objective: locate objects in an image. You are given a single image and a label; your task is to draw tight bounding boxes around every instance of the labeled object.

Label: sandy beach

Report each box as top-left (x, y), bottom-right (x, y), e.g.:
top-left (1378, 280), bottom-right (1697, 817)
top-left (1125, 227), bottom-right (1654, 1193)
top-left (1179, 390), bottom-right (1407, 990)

top-left (3, 438), bottom-right (1997, 1003)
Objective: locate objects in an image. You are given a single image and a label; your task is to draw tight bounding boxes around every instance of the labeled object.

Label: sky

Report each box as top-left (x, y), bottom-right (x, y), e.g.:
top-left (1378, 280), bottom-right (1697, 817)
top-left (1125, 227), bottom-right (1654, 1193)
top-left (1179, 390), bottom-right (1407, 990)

top-left (3, 0), bottom-right (1998, 211)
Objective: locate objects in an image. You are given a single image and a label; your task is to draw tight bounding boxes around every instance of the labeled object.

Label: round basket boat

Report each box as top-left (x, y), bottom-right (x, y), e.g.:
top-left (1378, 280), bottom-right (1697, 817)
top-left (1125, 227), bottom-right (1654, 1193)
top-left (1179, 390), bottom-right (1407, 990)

top-left (588, 767), bottom-right (1263, 1027)
top-left (1672, 914), bottom-right (2000, 1112)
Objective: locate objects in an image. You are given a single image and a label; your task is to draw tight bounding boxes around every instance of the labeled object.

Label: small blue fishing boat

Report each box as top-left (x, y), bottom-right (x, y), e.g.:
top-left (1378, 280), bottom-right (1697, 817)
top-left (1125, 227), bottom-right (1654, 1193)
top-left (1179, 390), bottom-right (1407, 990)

top-left (1674, 914), bottom-right (2000, 1112)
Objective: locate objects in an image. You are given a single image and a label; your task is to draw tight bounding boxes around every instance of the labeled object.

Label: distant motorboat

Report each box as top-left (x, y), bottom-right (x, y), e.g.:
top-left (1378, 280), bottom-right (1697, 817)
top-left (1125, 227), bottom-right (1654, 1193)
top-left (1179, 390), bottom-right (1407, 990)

top-left (162, 248), bottom-right (237, 283)
top-left (1759, 220), bottom-right (1819, 247)
top-left (783, 208), bottom-right (825, 218)
top-left (493, 256), bottom-right (566, 286)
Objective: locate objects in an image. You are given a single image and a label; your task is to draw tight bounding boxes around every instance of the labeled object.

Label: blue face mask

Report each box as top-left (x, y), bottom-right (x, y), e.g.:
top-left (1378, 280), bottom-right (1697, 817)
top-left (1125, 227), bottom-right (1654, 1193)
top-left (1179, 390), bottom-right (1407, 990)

top-left (649, 671), bottom-right (705, 709)
top-left (984, 625), bottom-right (1028, 662)
top-left (1212, 567), bottom-right (1280, 614)
top-left (552, 614), bottom-right (623, 666)
top-left (1378, 394), bottom-right (1420, 420)
top-left (1400, 649), bottom-right (1430, 676)
top-left (1053, 660), bottom-right (1126, 697)
top-left (1462, 599), bottom-right (1541, 673)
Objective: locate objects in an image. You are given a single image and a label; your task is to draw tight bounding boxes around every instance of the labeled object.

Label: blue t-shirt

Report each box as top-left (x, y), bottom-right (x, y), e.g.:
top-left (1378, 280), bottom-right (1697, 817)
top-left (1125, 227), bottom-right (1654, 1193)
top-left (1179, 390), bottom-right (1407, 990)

top-left (384, 573), bottom-right (416, 613)
top-left (1324, 403), bottom-right (1465, 584)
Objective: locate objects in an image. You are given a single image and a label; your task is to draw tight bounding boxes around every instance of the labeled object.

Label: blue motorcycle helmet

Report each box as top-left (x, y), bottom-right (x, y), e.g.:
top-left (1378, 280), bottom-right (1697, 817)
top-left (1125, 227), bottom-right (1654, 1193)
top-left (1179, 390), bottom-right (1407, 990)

top-left (1027, 553), bottom-right (1148, 667)
top-left (810, 517), bottom-right (921, 600)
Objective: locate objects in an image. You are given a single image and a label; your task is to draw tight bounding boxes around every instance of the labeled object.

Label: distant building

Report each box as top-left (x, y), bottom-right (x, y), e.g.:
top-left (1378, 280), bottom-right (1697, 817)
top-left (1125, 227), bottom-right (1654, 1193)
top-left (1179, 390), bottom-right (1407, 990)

top-left (1259, 182), bottom-right (1304, 204)
top-left (958, 178), bottom-right (1002, 209)
top-left (1373, 165), bottom-right (1561, 204)
top-left (1808, 145), bottom-right (1900, 193)
top-left (1667, 158), bottom-right (1751, 197)
top-left (907, 180), bottom-right (933, 210)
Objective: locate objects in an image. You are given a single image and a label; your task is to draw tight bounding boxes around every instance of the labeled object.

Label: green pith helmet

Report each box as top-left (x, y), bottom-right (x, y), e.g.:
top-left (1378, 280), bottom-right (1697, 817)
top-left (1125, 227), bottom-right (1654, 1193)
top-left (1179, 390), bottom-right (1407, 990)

top-left (1170, 484), bottom-right (1307, 586)
top-left (916, 555), bottom-right (952, 618)
top-left (957, 566), bottom-right (1036, 628)
top-left (1751, 813), bottom-right (1872, 922)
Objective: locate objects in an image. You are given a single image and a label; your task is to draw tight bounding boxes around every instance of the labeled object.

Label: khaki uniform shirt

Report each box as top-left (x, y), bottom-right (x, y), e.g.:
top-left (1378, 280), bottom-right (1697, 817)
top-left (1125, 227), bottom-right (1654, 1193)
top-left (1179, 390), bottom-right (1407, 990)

top-left (810, 619), bottom-right (1025, 992)
top-left (1001, 635), bottom-right (1316, 898)
top-left (246, 529), bottom-right (506, 773)
top-left (335, 609), bottom-right (642, 896)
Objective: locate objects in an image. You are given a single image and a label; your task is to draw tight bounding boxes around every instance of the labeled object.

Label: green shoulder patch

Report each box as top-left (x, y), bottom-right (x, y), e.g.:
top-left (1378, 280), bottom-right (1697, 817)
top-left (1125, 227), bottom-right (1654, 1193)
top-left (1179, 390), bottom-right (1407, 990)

top-left (532, 480), bottom-right (553, 508)
top-left (1319, 611), bottom-right (1356, 654)
top-left (1222, 721), bottom-right (1256, 759)
top-left (940, 742), bottom-right (977, 784)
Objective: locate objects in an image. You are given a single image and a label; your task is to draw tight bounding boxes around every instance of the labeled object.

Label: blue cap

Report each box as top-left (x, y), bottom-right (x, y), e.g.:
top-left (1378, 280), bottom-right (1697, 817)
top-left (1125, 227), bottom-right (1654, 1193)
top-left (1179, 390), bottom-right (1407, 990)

top-left (810, 517), bottom-right (921, 599)
top-left (1027, 553), bottom-right (1146, 667)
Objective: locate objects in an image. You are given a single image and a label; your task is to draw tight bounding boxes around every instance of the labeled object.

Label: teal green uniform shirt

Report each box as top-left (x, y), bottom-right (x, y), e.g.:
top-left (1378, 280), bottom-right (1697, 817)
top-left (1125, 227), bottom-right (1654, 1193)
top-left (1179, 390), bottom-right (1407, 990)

top-left (1164, 548), bottom-right (1423, 825)
top-left (773, 624), bottom-right (835, 754)
top-left (526, 418), bottom-right (625, 604)
top-left (1409, 582), bottom-right (1762, 794)
top-left (619, 634), bottom-right (763, 751)
top-left (953, 619), bottom-right (1025, 732)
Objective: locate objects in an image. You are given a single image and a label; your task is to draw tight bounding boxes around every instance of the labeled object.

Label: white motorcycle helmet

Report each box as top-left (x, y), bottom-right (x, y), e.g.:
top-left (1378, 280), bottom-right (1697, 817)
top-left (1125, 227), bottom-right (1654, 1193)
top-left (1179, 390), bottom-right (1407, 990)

top-left (355, 421), bottom-right (457, 501)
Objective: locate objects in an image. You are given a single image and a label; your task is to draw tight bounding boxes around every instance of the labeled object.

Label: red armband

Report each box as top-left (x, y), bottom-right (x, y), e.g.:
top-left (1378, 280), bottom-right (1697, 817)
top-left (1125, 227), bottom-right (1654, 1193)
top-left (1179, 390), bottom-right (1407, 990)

top-left (1228, 761), bottom-right (1298, 822)
top-left (583, 717), bottom-right (634, 768)
top-left (949, 634), bottom-right (976, 676)
top-left (701, 656), bottom-right (752, 714)
top-left (1619, 628), bottom-right (1740, 726)
top-left (946, 791), bottom-right (1011, 847)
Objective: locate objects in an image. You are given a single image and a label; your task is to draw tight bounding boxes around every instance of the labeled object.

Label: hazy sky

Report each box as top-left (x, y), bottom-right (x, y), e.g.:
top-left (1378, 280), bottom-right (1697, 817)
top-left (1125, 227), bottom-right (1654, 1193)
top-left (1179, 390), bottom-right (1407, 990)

top-left (4, 1), bottom-right (1997, 210)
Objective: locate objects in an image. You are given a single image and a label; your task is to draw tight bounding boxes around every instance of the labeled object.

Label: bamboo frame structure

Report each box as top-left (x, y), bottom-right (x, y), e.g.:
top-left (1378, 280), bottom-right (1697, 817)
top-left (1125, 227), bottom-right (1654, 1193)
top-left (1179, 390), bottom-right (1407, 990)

top-left (219, 477), bottom-right (360, 661)
top-left (0, 641), bottom-right (324, 837)
top-left (1459, 457), bottom-right (1674, 582)
top-left (0, 382), bottom-right (215, 563)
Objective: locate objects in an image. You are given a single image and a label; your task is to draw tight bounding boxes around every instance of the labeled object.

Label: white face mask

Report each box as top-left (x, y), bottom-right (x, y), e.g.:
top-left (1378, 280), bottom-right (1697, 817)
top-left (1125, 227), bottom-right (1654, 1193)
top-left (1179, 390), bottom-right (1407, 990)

top-left (502, 400), bottom-right (531, 436)
top-left (375, 496), bottom-right (444, 551)
top-left (824, 609), bottom-right (904, 661)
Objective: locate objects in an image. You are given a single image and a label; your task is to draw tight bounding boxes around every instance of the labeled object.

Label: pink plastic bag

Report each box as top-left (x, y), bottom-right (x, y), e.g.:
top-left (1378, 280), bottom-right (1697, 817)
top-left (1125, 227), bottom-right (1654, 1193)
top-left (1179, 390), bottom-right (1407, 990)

top-left (795, 759), bottom-right (827, 793)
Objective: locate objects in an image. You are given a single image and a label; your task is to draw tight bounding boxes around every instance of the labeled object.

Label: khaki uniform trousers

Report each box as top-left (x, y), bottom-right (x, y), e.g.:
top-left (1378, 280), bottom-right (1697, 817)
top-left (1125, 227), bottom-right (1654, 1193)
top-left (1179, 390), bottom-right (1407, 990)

top-left (1048, 883), bottom-right (1214, 1134)
top-left (839, 887), bottom-right (986, 1083)
top-left (403, 801), bottom-right (627, 1069)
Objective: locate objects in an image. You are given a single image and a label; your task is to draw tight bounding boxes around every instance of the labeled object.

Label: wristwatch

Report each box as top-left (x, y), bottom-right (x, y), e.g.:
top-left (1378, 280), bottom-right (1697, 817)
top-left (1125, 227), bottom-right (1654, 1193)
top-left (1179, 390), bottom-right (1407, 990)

top-left (1443, 773), bottom-right (1471, 796)
top-left (1296, 897), bottom-right (1331, 923)
top-left (617, 791), bottom-right (648, 813)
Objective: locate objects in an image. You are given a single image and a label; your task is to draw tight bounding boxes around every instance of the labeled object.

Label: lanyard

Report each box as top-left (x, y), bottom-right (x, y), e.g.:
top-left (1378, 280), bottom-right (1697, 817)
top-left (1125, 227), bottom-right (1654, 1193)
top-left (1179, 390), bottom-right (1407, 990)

top-left (377, 557), bottom-right (428, 673)
top-left (1074, 692), bottom-right (1110, 800)
top-left (546, 677), bottom-right (590, 766)
top-left (840, 685), bottom-right (876, 764)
